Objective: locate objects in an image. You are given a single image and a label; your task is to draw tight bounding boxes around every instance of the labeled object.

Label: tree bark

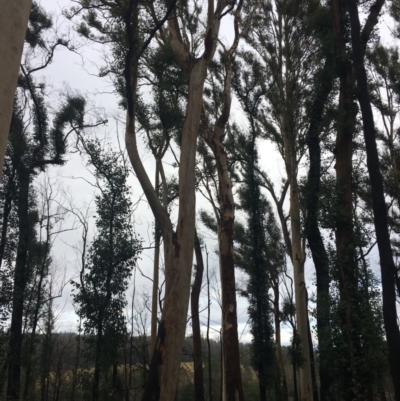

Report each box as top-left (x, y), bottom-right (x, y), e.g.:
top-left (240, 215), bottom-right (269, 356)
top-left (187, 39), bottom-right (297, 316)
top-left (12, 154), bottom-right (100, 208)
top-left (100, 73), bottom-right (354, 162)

top-left (0, 165), bottom-right (16, 266)
top-left (92, 319), bottom-right (103, 401)
top-left (200, 3), bottom-right (259, 397)
top-left (331, 3), bottom-right (363, 398)
top-left (272, 275), bottom-right (288, 401)
top-left (305, 55), bottom-right (334, 401)
top-left (70, 320), bottom-right (81, 401)
top-left (0, 0), bottom-right (32, 177)
top-left (6, 170), bottom-right (31, 401)
top-left (203, 113), bottom-right (244, 400)
top-left (121, 1), bottom-right (233, 399)
top-left (192, 235), bottom-right (205, 401)
top-left (133, 56), bottom-right (208, 399)
top-left (206, 249), bottom-right (213, 401)
top-left (150, 164), bottom-right (161, 357)
top-left (348, 2), bottom-right (400, 399)
top-left (284, 141), bottom-right (313, 401)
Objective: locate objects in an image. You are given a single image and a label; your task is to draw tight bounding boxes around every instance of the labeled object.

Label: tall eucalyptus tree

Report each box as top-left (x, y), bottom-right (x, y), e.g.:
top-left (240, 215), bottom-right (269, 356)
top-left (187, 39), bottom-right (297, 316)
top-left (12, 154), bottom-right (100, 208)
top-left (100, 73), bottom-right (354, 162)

top-left (233, 2), bottom-right (319, 398)
top-left (68, 0), bottom-right (237, 398)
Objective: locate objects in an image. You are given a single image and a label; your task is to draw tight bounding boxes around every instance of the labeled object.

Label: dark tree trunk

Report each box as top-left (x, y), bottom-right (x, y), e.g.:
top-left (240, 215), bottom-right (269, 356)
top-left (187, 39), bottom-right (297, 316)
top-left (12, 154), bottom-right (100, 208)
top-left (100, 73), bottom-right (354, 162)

top-left (259, 381), bottom-right (267, 401)
top-left (331, 2), bottom-right (362, 399)
top-left (0, 166), bottom-right (16, 266)
top-left (293, 359), bottom-right (299, 401)
top-left (40, 302), bottom-right (53, 401)
top-left (304, 55), bottom-right (334, 401)
top-left (206, 249), bottom-right (213, 401)
top-left (191, 235), bottom-right (205, 401)
top-left (348, 2), bottom-right (400, 399)
top-left (204, 121), bottom-right (244, 401)
top-left (92, 320), bottom-right (102, 401)
top-left (70, 320), bottom-right (81, 401)
top-left (6, 170), bottom-right (31, 401)
top-left (24, 220), bottom-right (51, 401)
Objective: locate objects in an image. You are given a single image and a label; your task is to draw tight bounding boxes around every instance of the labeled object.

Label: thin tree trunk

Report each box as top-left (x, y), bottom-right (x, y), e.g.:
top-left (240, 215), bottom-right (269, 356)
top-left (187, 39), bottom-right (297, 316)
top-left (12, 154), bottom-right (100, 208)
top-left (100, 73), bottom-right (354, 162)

top-left (92, 320), bottom-right (103, 401)
top-left (206, 248), bottom-right (213, 401)
top-left (293, 356), bottom-right (299, 401)
top-left (150, 164), bottom-right (160, 357)
top-left (0, 0), bottom-right (32, 177)
top-left (6, 171), bottom-right (31, 401)
top-left (306, 309), bottom-right (318, 401)
top-left (24, 206), bottom-right (52, 401)
top-left (348, 2), bottom-right (400, 399)
top-left (200, 4), bottom-right (252, 396)
top-left (304, 54), bottom-right (334, 401)
top-left (70, 320), bottom-right (81, 401)
top-left (40, 300), bottom-right (53, 401)
top-left (259, 381), bottom-right (267, 401)
top-left (213, 139), bottom-right (244, 401)
top-left (192, 235), bottom-right (205, 401)
top-left (284, 147), bottom-right (313, 401)
top-left (272, 277), bottom-right (288, 401)
top-left (331, 3), bottom-right (363, 399)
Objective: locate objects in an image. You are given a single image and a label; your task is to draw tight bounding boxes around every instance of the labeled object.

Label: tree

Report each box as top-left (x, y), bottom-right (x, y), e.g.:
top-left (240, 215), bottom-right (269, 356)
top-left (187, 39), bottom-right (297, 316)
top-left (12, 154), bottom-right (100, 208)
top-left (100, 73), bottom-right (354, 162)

top-left (232, 2), bottom-right (319, 396)
top-left (303, 5), bottom-right (335, 399)
top-left (191, 235), bottom-right (205, 401)
top-left (347, 1), bottom-right (400, 399)
top-left (68, 0), bottom-right (236, 398)
top-left (234, 128), bottom-right (284, 401)
top-left (6, 83), bottom-right (86, 401)
top-left (0, 0), bottom-right (32, 176)
top-left (72, 139), bottom-right (141, 401)
top-left (199, 0), bottom-right (260, 398)
top-left (2, 7), bottom-right (93, 397)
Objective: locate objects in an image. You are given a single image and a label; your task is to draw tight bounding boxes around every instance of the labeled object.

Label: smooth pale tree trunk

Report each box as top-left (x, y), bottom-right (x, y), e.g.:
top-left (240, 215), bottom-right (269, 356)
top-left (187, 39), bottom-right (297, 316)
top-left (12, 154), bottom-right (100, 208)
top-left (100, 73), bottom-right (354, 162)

top-left (348, 2), bottom-right (400, 399)
top-left (0, 0), bottom-right (32, 177)
top-left (131, 57), bottom-right (206, 399)
top-left (283, 140), bottom-right (313, 401)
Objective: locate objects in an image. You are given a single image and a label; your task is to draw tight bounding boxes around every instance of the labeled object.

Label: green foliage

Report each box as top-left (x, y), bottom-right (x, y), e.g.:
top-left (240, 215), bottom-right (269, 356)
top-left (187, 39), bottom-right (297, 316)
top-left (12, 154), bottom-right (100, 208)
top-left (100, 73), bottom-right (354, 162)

top-left (72, 141), bottom-right (141, 395)
top-left (234, 129), bottom-right (285, 394)
top-left (25, 2), bottom-right (53, 49)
